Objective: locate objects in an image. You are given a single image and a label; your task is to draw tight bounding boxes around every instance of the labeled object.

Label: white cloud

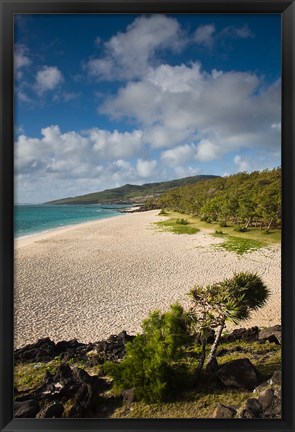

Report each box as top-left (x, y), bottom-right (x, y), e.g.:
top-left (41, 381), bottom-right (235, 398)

top-left (136, 159), bottom-right (157, 177)
top-left (14, 44), bottom-right (31, 78)
top-left (194, 24), bottom-right (215, 47)
top-left (161, 144), bottom-right (195, 166)
top-left (35, 66), bottom-right (64, 94)
top-left (88, 128), bottom-right (143, 160)
top-left (195, 139), bottom-right (220, 162)
top-left (220, 25), bottom-right (254, 40)
top-left (101, 62), bottom-right (281, 160)
top-left (85, 15), bottom-right (185, 80)
top-left (234, 155), bottom-right (250, 171)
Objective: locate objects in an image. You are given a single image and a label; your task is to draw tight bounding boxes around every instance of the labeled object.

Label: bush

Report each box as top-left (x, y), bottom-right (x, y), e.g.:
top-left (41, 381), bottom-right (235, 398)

top-left (158, 209), bottom-right (168, 216)
top-left (215, 230), bottom-right (225, 235)
top-left (104, 304), bottom-right (192, 403)
top-left (175, 218), bottom-right (189, 225)
top-left (219, 221), bottom-right (227, 228)
top-left (234, 226), bottom-right (248, 233)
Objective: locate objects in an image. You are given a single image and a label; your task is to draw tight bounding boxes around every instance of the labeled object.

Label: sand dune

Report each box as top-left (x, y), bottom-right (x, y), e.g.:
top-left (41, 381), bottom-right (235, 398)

top-left (14, 210), bottom-right (281, 348)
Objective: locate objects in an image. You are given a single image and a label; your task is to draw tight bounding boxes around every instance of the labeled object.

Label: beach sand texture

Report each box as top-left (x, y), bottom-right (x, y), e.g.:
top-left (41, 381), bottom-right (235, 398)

top-left (14, 210), bottom-right (281, 348)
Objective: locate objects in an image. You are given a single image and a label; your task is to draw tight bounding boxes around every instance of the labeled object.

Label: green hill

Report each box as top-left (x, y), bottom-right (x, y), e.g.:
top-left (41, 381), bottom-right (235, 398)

top-left (45, 175), bottom-right (218, 205)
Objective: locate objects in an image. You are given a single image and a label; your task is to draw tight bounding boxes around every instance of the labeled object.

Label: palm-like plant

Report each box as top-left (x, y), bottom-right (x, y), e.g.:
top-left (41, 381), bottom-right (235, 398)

top-left (189, 272), bottom-right (270, 371)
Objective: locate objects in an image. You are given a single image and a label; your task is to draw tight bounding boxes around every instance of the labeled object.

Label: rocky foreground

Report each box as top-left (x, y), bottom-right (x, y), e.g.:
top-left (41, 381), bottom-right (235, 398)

top-left (14, 325), bottom-right (281, 419)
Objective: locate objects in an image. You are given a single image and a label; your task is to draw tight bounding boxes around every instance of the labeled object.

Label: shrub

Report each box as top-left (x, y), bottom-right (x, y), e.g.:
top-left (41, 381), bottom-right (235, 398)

top-left (175, 218), bottom-right (189, 225)
top-left (234, 226), bottom-right (248, 233)
top-left (104, 304), bottom-right (192, 403)
top-left (158, 209), bottom-right (168, 216)
top-left (219, 221), bottom-right (227, 228)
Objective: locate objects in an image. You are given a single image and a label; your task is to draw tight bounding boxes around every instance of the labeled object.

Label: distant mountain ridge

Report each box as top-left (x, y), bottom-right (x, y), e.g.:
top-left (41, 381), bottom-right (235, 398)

top-left (45, 175), bottom-right (219, 205)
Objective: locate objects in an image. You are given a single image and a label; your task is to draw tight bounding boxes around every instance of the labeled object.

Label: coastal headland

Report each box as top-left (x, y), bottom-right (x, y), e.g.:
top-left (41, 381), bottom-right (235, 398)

top-left (14, 210), bottom-right (281, 349)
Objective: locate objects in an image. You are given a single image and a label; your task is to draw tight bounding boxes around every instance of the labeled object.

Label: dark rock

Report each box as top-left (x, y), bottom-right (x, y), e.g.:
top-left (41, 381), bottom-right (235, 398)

top-left (268, 370), bottom-right (281, 386)
top-left (212, 404), bottom-right (236, 418)
top-left (259, 325), bottom-right (281, 344)
top-left (216, 358), bottom-right (260, 390)
top-left (240, 409), bottom-right (258, 419)
top-left (222, 327), bottom-right (259, 343)
top-left (258, 388), bottom-right (274, 411)
top-left (244, 398), bottom-right (262, 414)
top-left (36, 402), bottom-right (64, 418)
top-left (14, 400), bottom-right (40, 418)
top-left (54, 364), bottom-right (73, 382)
top-left (15, 338), bottom-right (56, 363)
top-left (205, 357), bottom-right (218, 374)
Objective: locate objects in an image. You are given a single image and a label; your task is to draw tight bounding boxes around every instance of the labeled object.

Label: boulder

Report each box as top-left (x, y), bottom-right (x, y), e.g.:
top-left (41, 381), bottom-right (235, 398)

top-left (14, 338), bottom-right (56, 363)
top-left (212, 404), bottom-right (236, 418)
top-left (259, 325), bottom-right (281, 344)
top-left (14, 400), bottom-right (40, 418)
top-left (216, 358), bottom-right (260, 390)
top-left (36, 402), bottom-right (64, 418)
top-left (222, 327), bottom-right (259, 343)
top-left (258, 388), bottom-right (274, 411)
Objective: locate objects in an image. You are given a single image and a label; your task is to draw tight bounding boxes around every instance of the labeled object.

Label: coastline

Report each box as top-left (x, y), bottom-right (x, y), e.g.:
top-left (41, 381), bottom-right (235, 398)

top-left (14, 210), bottom-right (281, 348)
top-left (15, 212), bottom-right (127, 249)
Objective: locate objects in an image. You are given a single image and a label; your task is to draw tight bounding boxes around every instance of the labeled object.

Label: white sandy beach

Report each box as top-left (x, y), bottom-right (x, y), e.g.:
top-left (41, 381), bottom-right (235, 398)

top-left (14, 210), bottom-right (281, 348)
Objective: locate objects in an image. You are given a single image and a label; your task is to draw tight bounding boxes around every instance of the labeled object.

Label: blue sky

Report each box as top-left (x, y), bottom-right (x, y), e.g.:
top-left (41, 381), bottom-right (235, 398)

top-left (14, 14), bottom-right (281, 203)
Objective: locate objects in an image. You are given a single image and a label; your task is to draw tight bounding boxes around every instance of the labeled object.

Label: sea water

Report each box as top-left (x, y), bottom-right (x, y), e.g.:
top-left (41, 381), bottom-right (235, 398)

top-left (14, 204), bottom-right (128, 239)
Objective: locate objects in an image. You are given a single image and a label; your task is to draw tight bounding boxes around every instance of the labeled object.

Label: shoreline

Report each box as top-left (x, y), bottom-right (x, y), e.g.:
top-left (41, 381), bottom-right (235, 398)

top-left (14, 210), bottom-right (281, 348)
top-left (15, 212), bottom-right (127, 249)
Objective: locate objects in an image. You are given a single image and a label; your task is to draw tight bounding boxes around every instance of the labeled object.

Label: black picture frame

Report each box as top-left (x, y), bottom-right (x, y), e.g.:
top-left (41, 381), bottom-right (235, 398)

top-left (0, 1), bottom-right (294, 431)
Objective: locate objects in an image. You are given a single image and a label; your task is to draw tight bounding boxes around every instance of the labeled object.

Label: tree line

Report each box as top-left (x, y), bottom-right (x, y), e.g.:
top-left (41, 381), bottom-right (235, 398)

top-left (157, 168), bottom-right (281, 231)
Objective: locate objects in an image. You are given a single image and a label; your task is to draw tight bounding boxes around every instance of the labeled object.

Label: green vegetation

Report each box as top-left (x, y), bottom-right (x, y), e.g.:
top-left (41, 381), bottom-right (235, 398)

top-left (158, 209), bottom-right (168, 216)
top-left (216, 236), bottom-right (264, 255)
top-left (189, 273), bottom-right (270, 370)
top-left (155, 218), bottom-right (200, 235)
top-left (156, 209), bottom-right (280, 248)
top-left (14, 356), bottom-right (101, 393)
top-left (45, 175), bottom-right (218, 205)
top-left (104, 304), bottom-right (192, 403)
top-left (111, 339), bottom-right (280, 418)
top-left (14, 272), bottom-right (279, 418)
top-left (158, 168), bottom-right (281, 232)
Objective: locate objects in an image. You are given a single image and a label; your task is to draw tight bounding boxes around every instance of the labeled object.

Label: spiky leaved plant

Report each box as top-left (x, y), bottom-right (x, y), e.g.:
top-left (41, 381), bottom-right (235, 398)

top-left (189, 272), bottom-right (270, 371)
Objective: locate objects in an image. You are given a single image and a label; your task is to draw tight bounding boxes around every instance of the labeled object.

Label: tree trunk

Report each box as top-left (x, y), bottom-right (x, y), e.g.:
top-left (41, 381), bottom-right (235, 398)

top-left (267, 218), bottom-right (274, 230)
top-left (197, 338), bottom-right (207, 373)
top-left (245, 217), bottom-right (252, 229)
top-left (206, 322), bottom-right (225, 365)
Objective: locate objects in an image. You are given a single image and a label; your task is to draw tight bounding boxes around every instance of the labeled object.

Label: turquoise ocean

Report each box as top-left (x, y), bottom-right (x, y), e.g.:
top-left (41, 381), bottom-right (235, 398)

top-left (14, 204), bottom-right (128, 239)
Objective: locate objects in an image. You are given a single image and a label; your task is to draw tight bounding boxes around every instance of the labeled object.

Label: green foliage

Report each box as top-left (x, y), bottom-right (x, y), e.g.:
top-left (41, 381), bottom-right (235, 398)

top-left (175, 218), bottom-right (189, 225)
top-left (189, 272), bottom-right (270, 367)
top-left (158, 168), bottom-right (281, 231)
top-left (155, 219), bottom-right (199, 235)
top-left (104, 304), bottom-right (192, 403)
top-left (216, 236), bottom-right (263, 255)
top-left (158, 209), bottom-right (168, 216)
top-left (219, 221), bottom-right (227, 228)
top-left (214, 230), bottom-right (225, 236)
top-left (234, 226), bottom-right (248, 233)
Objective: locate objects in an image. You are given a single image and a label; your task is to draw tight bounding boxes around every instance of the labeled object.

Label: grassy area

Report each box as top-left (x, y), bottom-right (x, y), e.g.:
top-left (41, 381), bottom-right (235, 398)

top-left (110, 338), bottom-right (280, 418)
top-left (14, 337), bottom-right (280, 418)
top-left (14, 355), bottom-right (101, 393)
top-left (155, 217), bottom-right (200, 235)
top-left (213, 233), bottom-right (264, 255)
top-left (156, 211), bottom-right (280, 246)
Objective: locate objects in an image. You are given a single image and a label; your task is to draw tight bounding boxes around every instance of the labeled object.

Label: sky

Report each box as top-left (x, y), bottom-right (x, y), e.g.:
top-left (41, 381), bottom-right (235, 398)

top-left (14, 14), bottom-right (281, 203)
